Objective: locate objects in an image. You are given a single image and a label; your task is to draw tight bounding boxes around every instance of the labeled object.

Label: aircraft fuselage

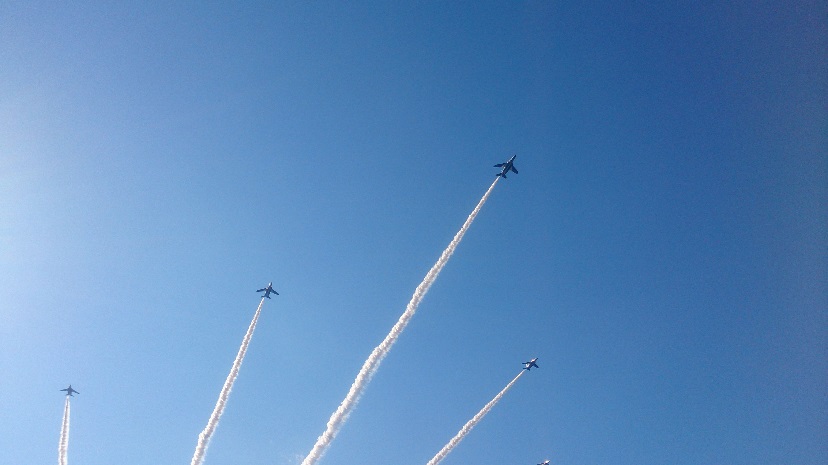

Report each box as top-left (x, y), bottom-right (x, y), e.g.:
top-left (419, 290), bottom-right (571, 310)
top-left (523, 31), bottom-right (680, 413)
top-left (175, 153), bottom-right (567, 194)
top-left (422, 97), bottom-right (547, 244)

top-left (494, 155), bottom-right (518, 178)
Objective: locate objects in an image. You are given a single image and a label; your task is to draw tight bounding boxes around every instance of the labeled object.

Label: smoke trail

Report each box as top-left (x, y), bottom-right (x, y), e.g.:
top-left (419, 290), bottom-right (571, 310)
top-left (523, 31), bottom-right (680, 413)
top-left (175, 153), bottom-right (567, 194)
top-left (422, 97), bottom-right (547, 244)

top-left (58, 396), bottom-right (70, 465)
top-left (301, 177), bottom-right (501, 465)
top-left (425, 370), bottom-right (526, 465)
top-left (190, 298), bottom-right (266, 465)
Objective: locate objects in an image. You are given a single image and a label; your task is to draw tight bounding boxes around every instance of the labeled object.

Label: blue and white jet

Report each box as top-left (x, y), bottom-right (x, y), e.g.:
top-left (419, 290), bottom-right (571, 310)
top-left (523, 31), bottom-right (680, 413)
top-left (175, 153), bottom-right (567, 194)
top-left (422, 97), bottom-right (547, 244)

top-left (494, 155), bottom-right (518, 178)
top-left (523, 357), bottom-right (539, 371)
top-left (60, 385), bottom-right (79, 396)
top-left (257, 282), bottom-right (279, 299)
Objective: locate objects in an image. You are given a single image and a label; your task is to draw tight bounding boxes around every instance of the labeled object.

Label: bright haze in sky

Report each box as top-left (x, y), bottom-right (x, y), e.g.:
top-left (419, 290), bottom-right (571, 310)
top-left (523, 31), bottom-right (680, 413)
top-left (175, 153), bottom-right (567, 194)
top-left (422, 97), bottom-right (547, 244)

top-left (0, 2), bottom-right (825, 465)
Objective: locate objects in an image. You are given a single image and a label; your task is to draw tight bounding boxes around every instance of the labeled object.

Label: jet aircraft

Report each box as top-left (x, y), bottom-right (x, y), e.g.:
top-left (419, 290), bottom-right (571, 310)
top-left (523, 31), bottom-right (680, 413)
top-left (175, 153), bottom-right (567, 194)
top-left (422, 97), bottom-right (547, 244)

top-left (522, 357), bottom-right (539, 370)
top-left (538, 460), bottom-right (551, 465)
top-left (60, 385), bottom-right (79, 396)
top-left (494, 155), bottom-right (518, 178)
top-left (257, 282), bottom-right (279, 299)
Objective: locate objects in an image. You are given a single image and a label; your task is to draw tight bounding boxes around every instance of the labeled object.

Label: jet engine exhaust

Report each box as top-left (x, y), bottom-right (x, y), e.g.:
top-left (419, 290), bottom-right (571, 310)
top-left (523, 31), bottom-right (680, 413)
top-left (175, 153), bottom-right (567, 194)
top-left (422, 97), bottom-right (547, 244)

top-left (190, 298), bottom-right (266, 465)
top-left (300, 177), bottom-right (501, 465)
top-left (58, 396), bottom-right (70, 465)
top-left (425, 369), bottom-right (526, 465)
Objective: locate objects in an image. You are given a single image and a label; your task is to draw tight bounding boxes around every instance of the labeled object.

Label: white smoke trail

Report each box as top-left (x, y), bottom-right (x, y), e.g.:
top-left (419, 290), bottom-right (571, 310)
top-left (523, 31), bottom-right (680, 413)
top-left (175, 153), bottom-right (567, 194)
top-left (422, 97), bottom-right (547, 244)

top-left (190, 298), bottom-right (266, 465)
top-left (58, 396), bottom-right (70, 465)
top-left (425, 370), bottom-right (526, 465)
top-left (301, 177), bottom-right (501, 465)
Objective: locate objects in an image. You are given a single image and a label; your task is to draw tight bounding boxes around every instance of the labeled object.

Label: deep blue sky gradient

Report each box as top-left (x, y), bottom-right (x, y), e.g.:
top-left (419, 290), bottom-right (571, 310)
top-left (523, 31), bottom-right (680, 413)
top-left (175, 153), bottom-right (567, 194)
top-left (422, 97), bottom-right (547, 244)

top-left (1, 2), bottom-right (825, 465)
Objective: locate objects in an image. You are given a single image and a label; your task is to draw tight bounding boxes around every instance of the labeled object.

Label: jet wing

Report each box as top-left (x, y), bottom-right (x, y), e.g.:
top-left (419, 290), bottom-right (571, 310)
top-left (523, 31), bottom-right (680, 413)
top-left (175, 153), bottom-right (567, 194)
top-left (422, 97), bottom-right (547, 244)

top-left (256, 288), bottom-right (266, 292)
top-left (494, 163), bottom-right (505, 167)
top-left (511, 166), bottom-right (518, 174)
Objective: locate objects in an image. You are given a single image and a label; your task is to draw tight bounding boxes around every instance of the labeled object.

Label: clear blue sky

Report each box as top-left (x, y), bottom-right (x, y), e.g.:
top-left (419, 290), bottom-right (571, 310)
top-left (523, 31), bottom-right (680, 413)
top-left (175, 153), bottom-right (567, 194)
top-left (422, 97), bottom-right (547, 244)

top-left (1, 1), bottom-right (825, 464)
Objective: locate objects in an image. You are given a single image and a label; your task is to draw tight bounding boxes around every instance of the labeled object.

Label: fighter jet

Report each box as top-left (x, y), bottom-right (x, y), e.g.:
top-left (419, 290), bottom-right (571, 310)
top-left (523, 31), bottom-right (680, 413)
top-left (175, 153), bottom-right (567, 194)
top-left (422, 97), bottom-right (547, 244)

top-left (538, 460), bottom-right (551, 465)
top-left (494, 155), bottom-right (518, 178)
top-left (522, 357), bottom-right (539, 370)
top-left (257, 282), bottom-right (279, 299)
top-left (60, 385), bottom-right (79, 397)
